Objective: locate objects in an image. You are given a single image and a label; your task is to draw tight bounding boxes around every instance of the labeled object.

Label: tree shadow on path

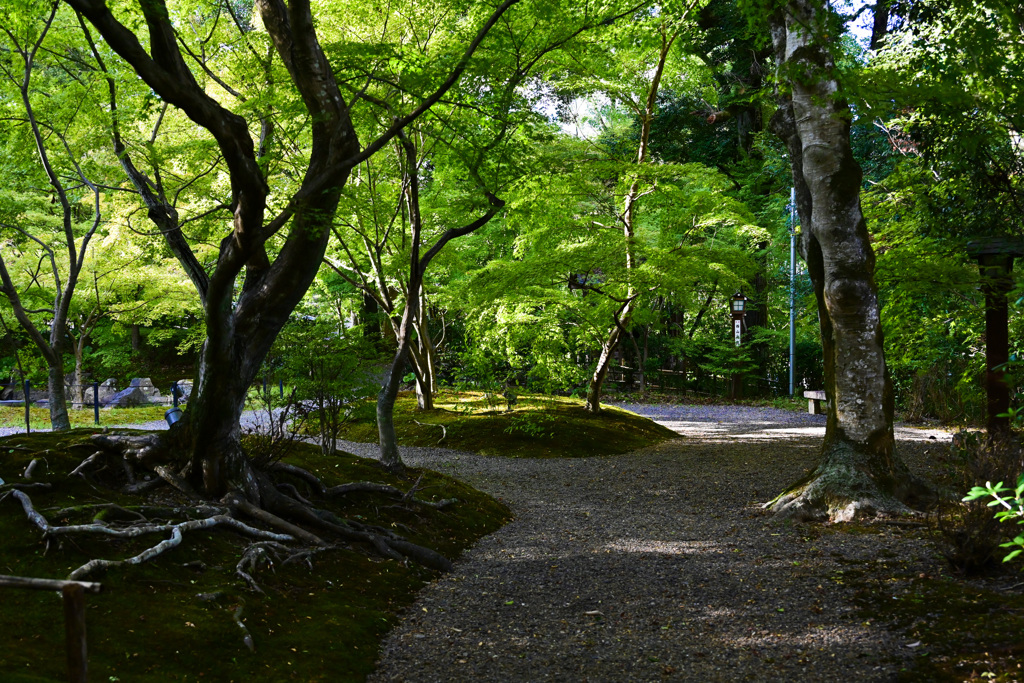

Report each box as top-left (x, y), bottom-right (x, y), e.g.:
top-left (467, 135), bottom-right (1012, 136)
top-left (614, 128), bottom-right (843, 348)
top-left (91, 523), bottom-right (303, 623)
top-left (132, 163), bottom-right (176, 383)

top-left (370, 404), bottom-right (949, 682)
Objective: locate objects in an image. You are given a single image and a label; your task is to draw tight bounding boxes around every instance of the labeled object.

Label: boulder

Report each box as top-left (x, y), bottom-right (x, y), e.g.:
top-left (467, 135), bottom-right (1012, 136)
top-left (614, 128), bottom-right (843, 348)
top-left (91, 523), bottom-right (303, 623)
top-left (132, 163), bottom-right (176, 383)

top-left (103, 386), bottom-right (151, 407)
top-left (81, 379), bottom-right (120, 406)
top-left (129, 377), bottom-right (162, 398)
top-left (2, 385), bottom-right (47, 401)
top-left (173, 380), bottom-right (194, 401)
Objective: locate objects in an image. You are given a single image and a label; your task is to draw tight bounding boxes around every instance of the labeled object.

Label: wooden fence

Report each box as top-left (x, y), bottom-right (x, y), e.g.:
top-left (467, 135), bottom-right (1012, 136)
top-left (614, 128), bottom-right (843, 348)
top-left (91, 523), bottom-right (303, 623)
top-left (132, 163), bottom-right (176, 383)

top-left (0, 574), bottom-right (102, 682)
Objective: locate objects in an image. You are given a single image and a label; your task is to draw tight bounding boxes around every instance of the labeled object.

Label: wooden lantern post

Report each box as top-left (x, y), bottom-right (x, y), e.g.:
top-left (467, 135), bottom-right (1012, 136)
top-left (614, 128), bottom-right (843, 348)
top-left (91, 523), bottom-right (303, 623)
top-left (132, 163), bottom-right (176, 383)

top-left (967, 237), bottom-right (1024, 435)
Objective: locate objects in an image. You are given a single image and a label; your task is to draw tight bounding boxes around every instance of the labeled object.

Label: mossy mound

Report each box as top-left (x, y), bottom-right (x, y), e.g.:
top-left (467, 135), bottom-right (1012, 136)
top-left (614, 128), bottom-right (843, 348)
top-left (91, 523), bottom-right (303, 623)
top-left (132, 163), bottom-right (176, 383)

top-left (330, 391), bottom-right (678, 458)
top-left (0, 429), bottom-right (510, 682)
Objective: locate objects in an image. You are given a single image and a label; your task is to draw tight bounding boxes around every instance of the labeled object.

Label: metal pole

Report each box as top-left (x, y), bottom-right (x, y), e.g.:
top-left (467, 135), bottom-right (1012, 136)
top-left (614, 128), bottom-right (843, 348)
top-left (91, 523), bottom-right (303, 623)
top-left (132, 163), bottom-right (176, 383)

top-left (789, 187), bottom-right (797, 397)
top-left (24, 380), bottom-right (30, 434)
top-left (92, 382), bottom-right (99, 425)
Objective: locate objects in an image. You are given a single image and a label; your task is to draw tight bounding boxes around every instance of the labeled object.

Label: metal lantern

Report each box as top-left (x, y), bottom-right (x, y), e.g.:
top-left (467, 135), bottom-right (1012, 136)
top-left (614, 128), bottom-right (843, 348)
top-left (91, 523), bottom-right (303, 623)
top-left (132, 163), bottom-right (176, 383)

top-left (730, 292), bottom-right (748, 347)
top-left (730, 292), bottom-right (748, 318)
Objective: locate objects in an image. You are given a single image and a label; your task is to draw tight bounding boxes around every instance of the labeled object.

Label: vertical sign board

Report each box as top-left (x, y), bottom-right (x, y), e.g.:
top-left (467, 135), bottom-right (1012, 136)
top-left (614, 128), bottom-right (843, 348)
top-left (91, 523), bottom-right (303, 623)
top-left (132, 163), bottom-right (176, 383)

top-left (734, 319), bottom-right (742, 347)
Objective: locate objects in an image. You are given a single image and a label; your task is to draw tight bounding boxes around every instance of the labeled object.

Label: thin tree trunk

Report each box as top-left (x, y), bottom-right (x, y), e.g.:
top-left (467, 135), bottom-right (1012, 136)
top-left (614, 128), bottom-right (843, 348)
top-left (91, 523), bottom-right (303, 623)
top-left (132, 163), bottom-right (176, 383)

top-left (73, 339), bottom-right (86, 409)
top-left (766, 0), bottom-right (924, 521)
top-left (586, 329), bottom-right (621, 413)
top-left (47, 361), bottom-right (71, 431)
top-left (411, 288), bottom-right (435, 411)
top-left (378, 297), bottom-right (417, 472)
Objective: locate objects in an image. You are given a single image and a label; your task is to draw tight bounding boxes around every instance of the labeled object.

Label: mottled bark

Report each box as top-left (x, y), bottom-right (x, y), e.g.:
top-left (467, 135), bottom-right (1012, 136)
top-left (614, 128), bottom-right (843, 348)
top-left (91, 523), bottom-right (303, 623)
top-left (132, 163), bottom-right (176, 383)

top-left (766, 0), bottom-right (923, 521)
top-left (70, 0), bottom-right (515, 493)
top-left (586, 325), bottom-right (623, 413)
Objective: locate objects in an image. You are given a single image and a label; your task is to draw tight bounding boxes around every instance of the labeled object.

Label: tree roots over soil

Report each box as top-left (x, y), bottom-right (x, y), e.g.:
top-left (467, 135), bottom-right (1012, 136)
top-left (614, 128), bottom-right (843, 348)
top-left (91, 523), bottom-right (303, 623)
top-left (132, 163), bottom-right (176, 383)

top-left (0, 429), bottom-right (509, 680)
top-left (10, 430), bottom-right (458, 585)
top-left (766, 440), bottom-right (936, 523)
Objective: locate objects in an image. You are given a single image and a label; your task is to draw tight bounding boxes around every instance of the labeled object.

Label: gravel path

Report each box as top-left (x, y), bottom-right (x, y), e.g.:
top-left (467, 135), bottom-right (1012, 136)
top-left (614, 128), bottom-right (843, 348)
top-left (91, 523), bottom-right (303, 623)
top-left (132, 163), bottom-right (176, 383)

top-left (368, 404), bottom-right (950, 683)
top-left (3, 403), bottom-right (952, 681)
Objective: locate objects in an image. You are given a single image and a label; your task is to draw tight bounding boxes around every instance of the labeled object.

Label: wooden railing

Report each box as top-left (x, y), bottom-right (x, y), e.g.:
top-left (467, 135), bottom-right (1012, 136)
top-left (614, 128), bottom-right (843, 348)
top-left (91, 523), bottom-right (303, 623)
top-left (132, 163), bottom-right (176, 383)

top-left (0, 574), bottom-right (103, 683)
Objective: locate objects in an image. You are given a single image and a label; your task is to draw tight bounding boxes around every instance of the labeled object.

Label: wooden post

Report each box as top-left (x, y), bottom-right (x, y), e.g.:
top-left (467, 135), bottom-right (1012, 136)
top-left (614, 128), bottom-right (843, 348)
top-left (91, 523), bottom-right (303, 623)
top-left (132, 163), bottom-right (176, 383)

top-left (24, 380), bottom-right (30, 433)
top-left (0, 575), bottom-right (101, 683)
top-left (62, 583), bottom-right (88, 683)
top-left (968, 238), bottom-right (1023, 435)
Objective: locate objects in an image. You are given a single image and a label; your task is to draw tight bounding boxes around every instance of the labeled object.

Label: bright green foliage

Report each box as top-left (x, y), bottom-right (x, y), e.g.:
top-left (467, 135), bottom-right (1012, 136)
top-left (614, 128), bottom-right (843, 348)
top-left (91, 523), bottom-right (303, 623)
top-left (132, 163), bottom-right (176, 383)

top-left (857, 0), bottom-right (1024, 420)
top-left (448, 131), bottom-right (763, 392)
top-left (964, 471), bottom-right (1024, 565)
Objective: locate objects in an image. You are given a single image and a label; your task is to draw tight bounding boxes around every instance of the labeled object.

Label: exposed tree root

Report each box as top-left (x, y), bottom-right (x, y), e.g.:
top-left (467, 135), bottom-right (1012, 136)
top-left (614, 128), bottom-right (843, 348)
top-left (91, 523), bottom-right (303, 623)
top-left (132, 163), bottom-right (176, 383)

top-left (8, 488), bottom-right (294, 580)
top-left (233, 604), bottom-right (255, 652)
top-left (236, 541), bottom-right (292, 593)
top-left (23, 458), bottom-right (44, 479)
top-left (766, 441), bottom-right (933, 523)
top-left (69, 451), bottom-right (105, 478)
top-left (276, 482), bottom-right (315, 507)
top-left (267, 462), bottom-right (325, 494)
top-left (21, 430), bottom-right (462, 585)
top-left (225, 492), bottom-right (325, 546)
top-left (412, 419), bottom-right (446, 444)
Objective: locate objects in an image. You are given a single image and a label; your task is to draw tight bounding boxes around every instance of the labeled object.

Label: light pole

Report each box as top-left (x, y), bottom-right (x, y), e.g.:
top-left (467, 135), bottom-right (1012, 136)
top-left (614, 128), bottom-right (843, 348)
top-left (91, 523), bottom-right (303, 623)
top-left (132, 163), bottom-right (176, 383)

top-left (789, 187), bottom-right (799, 397)
top-left (730, 292), bottom-right (748, 399)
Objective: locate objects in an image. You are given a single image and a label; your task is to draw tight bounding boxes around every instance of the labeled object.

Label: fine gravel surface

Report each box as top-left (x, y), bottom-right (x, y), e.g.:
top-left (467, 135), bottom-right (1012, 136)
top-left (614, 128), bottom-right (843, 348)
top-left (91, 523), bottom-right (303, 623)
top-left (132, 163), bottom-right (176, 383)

top-left (367, 403), bottom-right (952, 683)
top-left (1, 402), bottom-right (953, 681)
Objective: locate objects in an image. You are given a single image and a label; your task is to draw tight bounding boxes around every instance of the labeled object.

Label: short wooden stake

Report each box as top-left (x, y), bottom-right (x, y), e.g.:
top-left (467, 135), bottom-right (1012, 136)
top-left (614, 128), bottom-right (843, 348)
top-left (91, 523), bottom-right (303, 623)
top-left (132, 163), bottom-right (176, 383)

top-left (62, 583), bottom-right (88, 683)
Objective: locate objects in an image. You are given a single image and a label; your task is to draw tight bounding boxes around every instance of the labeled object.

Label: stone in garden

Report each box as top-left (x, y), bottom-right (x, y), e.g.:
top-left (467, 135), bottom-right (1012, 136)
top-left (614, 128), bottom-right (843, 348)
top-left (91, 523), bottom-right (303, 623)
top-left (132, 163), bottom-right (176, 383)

top-left (129, 377), bottom-right (162, 398)
top-left (82, 379), bottom-right (120, 406)
top-left (103, 386), bottom-right (151, 407)
top-left (174, 380), bottom-right (194, 400)
top-left (2, 385), bottom-right (47, 401)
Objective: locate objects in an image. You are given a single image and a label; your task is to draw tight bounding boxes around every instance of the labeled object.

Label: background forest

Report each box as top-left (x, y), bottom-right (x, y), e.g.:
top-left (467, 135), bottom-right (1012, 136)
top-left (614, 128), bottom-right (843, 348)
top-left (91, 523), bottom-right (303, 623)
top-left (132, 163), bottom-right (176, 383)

top-left (0, 0), bottom-right (1021, 426)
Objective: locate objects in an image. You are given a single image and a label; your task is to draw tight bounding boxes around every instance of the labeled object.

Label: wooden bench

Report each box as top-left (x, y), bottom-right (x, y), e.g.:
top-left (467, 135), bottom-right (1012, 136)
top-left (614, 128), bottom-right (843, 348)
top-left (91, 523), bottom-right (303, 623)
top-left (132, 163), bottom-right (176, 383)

top-left (803, 390), bottom-right (827, 415)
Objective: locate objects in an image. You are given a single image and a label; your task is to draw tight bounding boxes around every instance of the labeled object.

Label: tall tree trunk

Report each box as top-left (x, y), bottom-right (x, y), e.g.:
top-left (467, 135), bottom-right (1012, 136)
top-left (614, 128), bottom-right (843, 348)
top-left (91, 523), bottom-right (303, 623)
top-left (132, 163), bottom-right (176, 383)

top-left (766, 0), bottom-right (924, 521)
top-left (377, 289), bottom-right (418, 473)
top-left (586, 328), bottom-right (621, 413)
top-left (73, 338), bottom-right (86, 409)
top-left (47, 360), bottom-right (71, 431)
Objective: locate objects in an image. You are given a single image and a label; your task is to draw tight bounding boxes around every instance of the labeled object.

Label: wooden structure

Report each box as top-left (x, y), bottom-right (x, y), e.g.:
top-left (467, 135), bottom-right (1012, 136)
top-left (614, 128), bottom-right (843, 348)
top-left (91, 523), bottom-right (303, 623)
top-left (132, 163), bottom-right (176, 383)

top-left (967, 237), bottom-right (1024, 434)
top-left (803, 390), bottom-right (827, 415)
top-left (0, 574), bottom-right (102, 682)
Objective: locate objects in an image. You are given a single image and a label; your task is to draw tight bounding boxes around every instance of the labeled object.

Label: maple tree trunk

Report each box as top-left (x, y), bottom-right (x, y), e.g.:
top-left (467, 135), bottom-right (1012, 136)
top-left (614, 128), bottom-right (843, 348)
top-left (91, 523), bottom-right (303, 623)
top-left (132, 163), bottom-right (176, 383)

top-left (586, 327), bottom-right (622, 413)
top-left (766, 0), bottom-right (924, 521)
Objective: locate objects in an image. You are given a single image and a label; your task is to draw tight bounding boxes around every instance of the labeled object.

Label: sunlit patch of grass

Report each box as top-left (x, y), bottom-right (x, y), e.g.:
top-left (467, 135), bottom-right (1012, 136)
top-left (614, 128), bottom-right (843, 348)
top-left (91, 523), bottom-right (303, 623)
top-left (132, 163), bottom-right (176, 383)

top-left (0, 405), bottom-right (172, 430)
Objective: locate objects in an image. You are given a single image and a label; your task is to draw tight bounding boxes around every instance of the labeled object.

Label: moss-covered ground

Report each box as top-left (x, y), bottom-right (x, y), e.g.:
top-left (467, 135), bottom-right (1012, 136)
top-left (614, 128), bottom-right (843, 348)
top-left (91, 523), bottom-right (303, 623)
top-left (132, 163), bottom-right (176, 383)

top-left (329, 391), bottom-right (678, 458)
top-left (815, 522), bottom-right (1024, 682)
top-left (0, 429), bottom-right (510, 682)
